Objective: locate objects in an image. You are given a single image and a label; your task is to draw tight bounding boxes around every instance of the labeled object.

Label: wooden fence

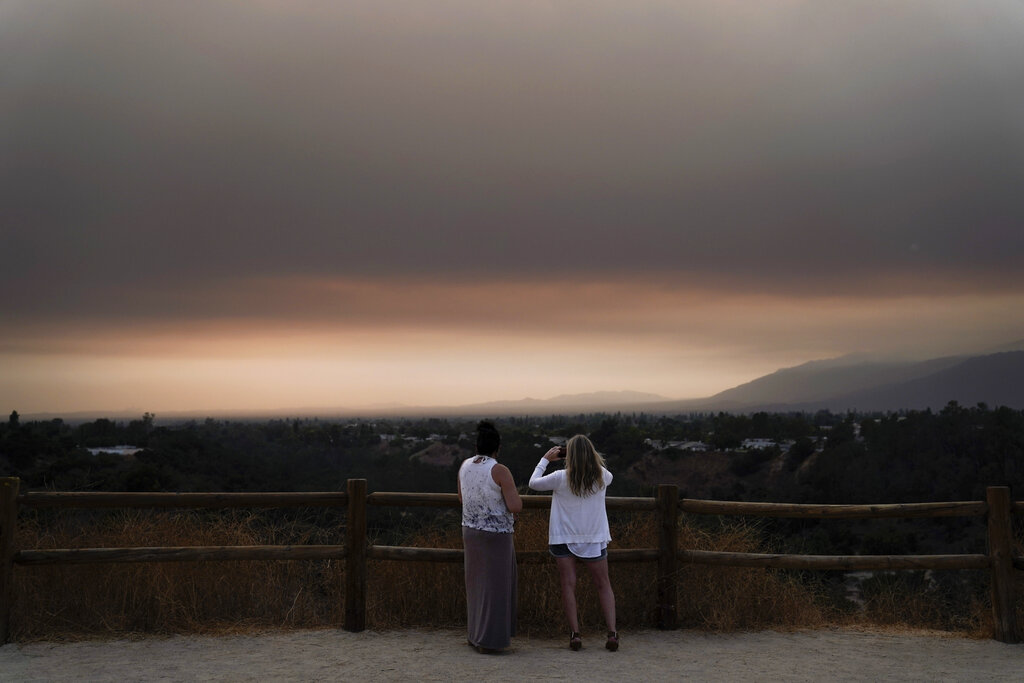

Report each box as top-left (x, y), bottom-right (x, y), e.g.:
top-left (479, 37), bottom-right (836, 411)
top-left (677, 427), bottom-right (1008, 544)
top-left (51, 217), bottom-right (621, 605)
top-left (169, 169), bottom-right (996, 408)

top-left (0, 477), bottom-right (1020, 643)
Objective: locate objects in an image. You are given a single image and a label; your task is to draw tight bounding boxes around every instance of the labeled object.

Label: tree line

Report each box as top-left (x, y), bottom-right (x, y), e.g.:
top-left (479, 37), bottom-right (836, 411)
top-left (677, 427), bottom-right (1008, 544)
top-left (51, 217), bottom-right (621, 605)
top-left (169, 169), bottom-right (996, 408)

top-left (2, 405), bottom-right (1021, 504)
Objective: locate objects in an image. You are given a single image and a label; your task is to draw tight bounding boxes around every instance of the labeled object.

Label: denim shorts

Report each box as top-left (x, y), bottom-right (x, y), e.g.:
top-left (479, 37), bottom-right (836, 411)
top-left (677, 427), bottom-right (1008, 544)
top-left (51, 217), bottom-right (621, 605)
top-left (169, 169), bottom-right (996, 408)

top-left (548, 544), bottom-right (607, 562)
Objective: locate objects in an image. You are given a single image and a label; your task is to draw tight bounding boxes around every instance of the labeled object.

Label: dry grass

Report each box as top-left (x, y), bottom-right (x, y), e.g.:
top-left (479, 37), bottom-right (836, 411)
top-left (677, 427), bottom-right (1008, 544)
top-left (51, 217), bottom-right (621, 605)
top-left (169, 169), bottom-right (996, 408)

top-left (10, 508), bottom-right (1011, 641)
top-left (367, 512), bottom-right (669, 635)
top-left (13, 510), bottom-right (344, 640)
top-left (854, 570), bottom-right (990, 637)
top-left (673, 520), bottom-right (826, 632)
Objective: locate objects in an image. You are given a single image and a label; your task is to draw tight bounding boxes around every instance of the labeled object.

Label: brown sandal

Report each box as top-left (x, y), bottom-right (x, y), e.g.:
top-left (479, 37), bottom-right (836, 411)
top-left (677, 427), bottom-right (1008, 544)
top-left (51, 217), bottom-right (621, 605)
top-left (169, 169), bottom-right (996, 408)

top-left (569, 631), bottom-right (582, 651)
top-left (605, 631), bottom-right (619, 651)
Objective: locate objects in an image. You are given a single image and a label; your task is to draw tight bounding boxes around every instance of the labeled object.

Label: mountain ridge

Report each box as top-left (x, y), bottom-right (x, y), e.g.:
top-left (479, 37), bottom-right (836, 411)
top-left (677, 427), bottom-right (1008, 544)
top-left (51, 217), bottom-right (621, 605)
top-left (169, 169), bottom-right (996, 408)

top-left (355, 349), bottom-right (1024, 414)
top-left (20, 349), bottom-right (1024, 421)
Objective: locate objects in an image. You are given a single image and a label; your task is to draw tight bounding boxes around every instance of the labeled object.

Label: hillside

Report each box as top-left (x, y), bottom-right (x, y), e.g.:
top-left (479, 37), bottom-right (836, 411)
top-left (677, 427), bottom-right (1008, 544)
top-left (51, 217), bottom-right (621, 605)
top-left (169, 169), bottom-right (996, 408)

top-left (20, 348), bottom-right (1024, 421)
top-left (705, 355), bottom-right (965, 406)
top-left (663, 350), bottom-right (1024, 413)
top-left (824, 351), bottom-right (1024, 412)
top-left (383, 348), bottom-right (1024, 416)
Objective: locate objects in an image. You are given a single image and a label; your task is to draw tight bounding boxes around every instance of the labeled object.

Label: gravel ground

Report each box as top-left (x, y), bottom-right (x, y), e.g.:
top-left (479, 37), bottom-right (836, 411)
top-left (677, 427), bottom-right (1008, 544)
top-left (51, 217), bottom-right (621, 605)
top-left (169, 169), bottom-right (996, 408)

top-left (1, 626), bottom-right (1021, 682)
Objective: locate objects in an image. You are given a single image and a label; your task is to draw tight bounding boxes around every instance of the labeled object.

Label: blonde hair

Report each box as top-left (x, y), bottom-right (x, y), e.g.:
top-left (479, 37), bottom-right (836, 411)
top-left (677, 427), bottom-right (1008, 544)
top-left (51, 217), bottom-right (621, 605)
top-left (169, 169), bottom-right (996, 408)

top-left (564, 434), bottom-right (606, 497)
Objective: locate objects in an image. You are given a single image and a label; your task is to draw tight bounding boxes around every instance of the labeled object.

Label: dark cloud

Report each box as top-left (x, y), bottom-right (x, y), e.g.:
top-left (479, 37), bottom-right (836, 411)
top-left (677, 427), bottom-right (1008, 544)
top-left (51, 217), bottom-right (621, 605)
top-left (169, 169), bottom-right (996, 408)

top-left (4, 0), bottom-right (1024, 319)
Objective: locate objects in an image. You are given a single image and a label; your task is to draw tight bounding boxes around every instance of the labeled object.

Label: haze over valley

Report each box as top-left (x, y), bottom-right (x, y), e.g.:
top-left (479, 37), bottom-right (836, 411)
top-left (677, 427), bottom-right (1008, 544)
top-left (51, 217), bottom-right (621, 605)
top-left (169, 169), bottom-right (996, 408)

top-left (19, 344), bottom-right (1023, 421)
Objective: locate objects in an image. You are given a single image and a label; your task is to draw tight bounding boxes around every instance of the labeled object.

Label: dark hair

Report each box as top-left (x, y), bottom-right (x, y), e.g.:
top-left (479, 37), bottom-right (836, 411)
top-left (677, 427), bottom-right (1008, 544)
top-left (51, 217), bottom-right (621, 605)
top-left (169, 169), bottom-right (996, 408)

top-left (476, 420), bottom-right (501, 455)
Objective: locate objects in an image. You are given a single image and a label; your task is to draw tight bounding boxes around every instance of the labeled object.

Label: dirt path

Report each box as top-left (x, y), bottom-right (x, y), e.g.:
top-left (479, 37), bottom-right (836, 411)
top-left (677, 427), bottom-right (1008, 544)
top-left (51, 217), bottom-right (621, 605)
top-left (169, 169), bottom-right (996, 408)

top-left (1, 627), bottom-right (1020, 682)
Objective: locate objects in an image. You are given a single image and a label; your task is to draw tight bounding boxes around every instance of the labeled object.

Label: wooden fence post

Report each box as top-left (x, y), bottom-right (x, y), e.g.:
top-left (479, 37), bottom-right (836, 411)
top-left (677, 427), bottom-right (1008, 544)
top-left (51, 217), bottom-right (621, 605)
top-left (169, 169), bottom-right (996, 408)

top-left (0, 477), bottom-right (20, 643)
top-left (986, 486), bottom-right (1018, 643)
top-left (344, 479), bottom-right (368, 632)
top-left (656, 484), bottom-right (678, 630)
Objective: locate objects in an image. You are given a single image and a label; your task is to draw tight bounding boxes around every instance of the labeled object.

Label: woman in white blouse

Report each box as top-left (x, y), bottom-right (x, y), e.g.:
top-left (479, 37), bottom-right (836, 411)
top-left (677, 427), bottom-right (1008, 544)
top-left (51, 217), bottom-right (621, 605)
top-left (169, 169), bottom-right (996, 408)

top-left (530, 434), bottom-right (618, 651)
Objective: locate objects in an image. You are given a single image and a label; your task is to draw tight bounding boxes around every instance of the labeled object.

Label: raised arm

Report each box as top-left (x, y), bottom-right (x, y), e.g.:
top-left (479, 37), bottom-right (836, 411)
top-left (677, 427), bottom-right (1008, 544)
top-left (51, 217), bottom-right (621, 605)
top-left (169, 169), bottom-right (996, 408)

top-left (529, 447), bottom-right (564, 491)
top-left (490, 463), bottom-right (523, 514)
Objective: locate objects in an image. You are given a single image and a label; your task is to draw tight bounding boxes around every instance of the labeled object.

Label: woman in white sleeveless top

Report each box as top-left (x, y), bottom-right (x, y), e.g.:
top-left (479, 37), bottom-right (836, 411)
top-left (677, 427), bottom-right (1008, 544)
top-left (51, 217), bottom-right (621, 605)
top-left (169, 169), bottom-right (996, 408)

top-left (458, 421), bottom-right (522, 653)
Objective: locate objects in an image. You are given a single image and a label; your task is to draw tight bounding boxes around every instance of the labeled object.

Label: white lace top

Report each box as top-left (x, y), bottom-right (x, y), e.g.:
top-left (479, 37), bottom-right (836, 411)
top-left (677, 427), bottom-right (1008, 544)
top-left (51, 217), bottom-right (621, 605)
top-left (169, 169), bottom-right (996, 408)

top-left (459, 456), bottom-right (515, 534)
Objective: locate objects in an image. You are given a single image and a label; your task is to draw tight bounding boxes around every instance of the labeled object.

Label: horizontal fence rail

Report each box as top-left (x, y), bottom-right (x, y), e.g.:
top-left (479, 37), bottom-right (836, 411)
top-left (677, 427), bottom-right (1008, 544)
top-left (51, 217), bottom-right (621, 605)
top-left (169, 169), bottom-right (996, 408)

top-left (366, 492), bottom-right (657, 511)
top-left (18, 491), bottom-right (350, 509)
top-left (0, 477), bottom-right (1020, 644)
top-left (15, 545), bottom-right (348, 566)
top-left (363, 546), bottom-right (661, 564)
top-left (680, 499), bottom-right (988, 519)
top-left (679, 549), bottom-right (990, 571)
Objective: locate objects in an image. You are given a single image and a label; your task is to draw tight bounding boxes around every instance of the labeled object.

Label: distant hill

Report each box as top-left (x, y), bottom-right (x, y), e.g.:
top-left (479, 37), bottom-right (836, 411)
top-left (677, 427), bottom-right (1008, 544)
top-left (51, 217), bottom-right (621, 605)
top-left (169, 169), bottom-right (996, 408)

top-left (20, 392), bottom-right (676, 422)
top-left (705, 354), bottom-right (966, 407)
top-left (191, 350), bottom-right (1024, 416)
top-left (676, 350), bottom-right (1024, 413)
top-left (23, 347), bottom-right (1024, 422)
top-left (397, 390), bottom-right (677, 417)
top-left (455, 390), bottom-right (671, 412)
top-left (820, 351), bottom-right (1024, 412)
top-left (981, 339), bottom-right (1024, 354)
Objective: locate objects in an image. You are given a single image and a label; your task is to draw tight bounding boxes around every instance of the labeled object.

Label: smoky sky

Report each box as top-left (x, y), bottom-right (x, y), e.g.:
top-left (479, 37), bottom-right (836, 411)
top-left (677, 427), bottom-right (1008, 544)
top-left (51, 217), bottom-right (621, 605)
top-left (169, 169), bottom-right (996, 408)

top-left (4, 0), bottom-right (1024, 323)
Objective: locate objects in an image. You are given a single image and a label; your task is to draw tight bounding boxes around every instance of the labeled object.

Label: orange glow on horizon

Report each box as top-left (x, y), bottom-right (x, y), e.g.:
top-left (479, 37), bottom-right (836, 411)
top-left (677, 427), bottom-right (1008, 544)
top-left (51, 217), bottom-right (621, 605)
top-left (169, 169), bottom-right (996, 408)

top-left (3, 278), bottom-right (1023, 415)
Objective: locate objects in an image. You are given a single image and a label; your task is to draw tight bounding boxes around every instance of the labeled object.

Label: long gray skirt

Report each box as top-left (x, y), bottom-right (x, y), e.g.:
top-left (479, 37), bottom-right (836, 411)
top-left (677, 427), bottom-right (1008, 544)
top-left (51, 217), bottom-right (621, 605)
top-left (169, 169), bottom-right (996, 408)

top-left (463, 526), bottom-right (517, 650)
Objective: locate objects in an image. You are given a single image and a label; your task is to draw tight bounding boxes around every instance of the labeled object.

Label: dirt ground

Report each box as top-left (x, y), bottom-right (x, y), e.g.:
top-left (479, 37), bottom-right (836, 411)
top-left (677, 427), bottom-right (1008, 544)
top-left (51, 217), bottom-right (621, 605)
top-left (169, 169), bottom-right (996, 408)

top-left (1, 627), bottom-right (1021, 682)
